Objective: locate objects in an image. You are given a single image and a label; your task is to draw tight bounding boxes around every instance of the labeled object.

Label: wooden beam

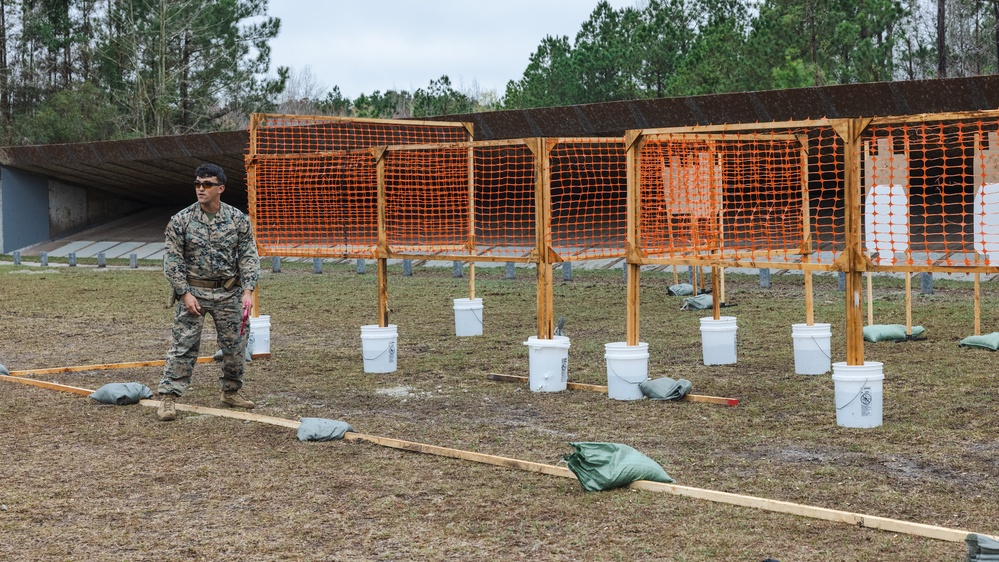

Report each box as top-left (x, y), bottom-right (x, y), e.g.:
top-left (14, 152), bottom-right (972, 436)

top-left (905, 272), bottom-right (913, 336)
top-left (377, 258), bottom-right (389, 327)
top-left (800, 135), bottom-right (814, 326)
top-left (9, 357), bottom-right (216, 377)
top-left (975, 272), bottom-right (982, 336)
top-left (136, 399), bottom-right (303, 429)
top-left (626, 480), bottom-right (979, 543)
top-left (0, 374), bottom-right (94, 396)
top-left (711, 266), bottom-right (721, 321)
top-left (837, 118), bottom-right (869, 366)
top-left (486, 373), bottom-right (739, 406)
top-left (535, 138), bottom-right (554, 339)
top-left (625, 133), bottom-right (641, 346)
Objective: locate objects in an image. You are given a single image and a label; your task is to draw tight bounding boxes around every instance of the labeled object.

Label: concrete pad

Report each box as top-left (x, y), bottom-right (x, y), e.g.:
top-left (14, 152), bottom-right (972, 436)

top-left (101, 241), bottom-right (147, 259)
top-left (45, 240), bottom-right (98, 258)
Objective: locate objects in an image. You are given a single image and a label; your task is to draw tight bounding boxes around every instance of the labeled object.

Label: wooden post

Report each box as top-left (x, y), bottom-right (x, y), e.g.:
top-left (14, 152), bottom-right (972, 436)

top-left (866, 272), bottom-right (874, 326)
top-left (375, 146), bottom-right (389, 327)
top-left (711, 266), bottom-right (721, 321)
top-left (804, 270), bottom-right (815, 325)
top-left (836, 118), bottom-right (871, 366)
top-left (625, 130), bottom-right (642, 346)
top-left (530, 138), bottom-right (554, 339)
top-left (377, 258), bottom-right (389, 327)
top-left (975, 272), bottom-right (982, 336)
top-left (470, 263), bottom-right (476, 300)
top-left (627, 264), bottom-right (641, 345)
top-left (798, 134), bottom-right (815, 325)
top-left (246, 113), bottom-right (262, 318)
top-left (905, 272), bottom-right (912, 336)
top-left (468, 144), bottom-right (476, 301)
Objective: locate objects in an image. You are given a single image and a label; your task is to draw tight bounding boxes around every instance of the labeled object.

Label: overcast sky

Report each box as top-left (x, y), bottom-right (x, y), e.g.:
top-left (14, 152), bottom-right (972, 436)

top-left (264, 0), bottom-right (637, 100)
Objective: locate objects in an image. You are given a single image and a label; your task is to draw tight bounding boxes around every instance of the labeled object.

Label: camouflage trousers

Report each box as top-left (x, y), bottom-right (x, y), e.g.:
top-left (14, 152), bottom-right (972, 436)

top-left (159, 290), bottom-right (248, 396)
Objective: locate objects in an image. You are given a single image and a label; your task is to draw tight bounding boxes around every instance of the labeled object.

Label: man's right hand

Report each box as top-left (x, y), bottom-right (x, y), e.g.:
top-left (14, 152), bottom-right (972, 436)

top-left (181, 292), bottom-right (202, 316)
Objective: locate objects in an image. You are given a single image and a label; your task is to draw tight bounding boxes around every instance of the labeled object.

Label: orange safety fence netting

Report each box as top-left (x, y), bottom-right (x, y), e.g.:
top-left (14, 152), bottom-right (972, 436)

top-left (385, 146), bottom-right (470, 255)
top-left (862, 119), bottom-right (999, 268)
top-left (248, 114), bottom-right (999, 272)
top-left (549, 138), bottom-right (628, 261)
top-left (249, 115), bottom-right (470, 258)
top-left (637, 128), bottom-right (845, 267)
top-left (473, 143), bottom-right (537, 260)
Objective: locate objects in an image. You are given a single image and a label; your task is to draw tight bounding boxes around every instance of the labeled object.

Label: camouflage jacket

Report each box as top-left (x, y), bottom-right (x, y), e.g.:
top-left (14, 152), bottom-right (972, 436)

top-left (164, 202), bottom-right (260, 296)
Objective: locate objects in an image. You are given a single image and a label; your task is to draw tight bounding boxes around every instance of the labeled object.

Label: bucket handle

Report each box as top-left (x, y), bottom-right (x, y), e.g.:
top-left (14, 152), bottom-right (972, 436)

top-left (607, 363), bottom-right (646, 386)
top-left (835, 378), bottom-right (872, 411)
top-left (363, 341), bottom-right (396, 362)
top-left (804, 335), bottom-right (832, 359)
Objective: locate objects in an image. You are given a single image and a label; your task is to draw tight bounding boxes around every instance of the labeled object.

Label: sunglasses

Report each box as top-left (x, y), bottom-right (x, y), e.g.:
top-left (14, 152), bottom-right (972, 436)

top-left (194, 180), bottom-right (222, 189)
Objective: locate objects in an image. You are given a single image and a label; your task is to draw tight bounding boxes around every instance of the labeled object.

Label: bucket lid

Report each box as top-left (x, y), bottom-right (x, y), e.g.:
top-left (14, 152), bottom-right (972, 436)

top-left (604, 341), bottom-right (649, 350)
top-left (523, 335), bottom-right (570, 348)
top-left (700, 316), bottom-right (736, 325)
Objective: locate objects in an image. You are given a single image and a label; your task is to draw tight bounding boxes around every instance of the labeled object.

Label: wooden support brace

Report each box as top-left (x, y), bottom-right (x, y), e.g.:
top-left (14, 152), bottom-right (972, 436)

top-left (9, 356), bottom-right (216, 377)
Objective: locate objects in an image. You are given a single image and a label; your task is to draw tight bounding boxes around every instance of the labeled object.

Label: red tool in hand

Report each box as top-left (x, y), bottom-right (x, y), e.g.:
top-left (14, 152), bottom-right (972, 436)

top-left (239, 301), bottom-right (251, 336)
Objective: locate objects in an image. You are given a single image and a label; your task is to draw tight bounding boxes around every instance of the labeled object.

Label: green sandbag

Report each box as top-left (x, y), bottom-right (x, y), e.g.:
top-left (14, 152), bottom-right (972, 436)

top-left (639, 377), bottom-right (692, 401)
top-left (668, 283), bottom-right (694, 296)
top-left (681, 293), bottom-right (713, 310)
top-left (959, 332), bottom-right (999, 351)
top-left (563, 442), bottom-right (674, 492)
top-left (863, 324), bottom-right (926, 342)
top-left (966, 533), bottom-right (999, 561)
top-left (89, 382), bottom-right (153, 405)
top-left (297, 418), bottom-right (354, 442)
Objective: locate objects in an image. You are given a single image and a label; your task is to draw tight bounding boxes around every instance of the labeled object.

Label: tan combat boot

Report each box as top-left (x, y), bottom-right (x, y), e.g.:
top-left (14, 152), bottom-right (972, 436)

top-left (221, 390), bottom-right (255, 409)
top-left (157, 394), bottom-right (177, 421)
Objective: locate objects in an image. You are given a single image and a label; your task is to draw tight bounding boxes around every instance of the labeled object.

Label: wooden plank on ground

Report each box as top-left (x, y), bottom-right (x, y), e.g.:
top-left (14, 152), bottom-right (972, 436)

top-left (9, 356), bottom-right (216, 377)
top-left (0, 374), bottom-right (94, 396)
top-left (486, 373), bottom-right (739, 406)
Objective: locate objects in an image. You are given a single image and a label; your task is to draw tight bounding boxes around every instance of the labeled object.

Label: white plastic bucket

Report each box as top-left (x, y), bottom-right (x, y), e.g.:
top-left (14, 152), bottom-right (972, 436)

top-left (523, 336), bottom-right (570, 392)
top-left (831, 361), bottom-right (884, 428)
top-left (604, 342), bottom-right (649, 400)
top-left (360, 324), bottom-right (398, 373)
top-left (700, 316), bottom-right (737, 365)
top-left (249, 315), bottom-right (270, 355)
top-left (792, 323), bottom-right (832, 375)
top-left (453, 298), bottom-right (483, 337)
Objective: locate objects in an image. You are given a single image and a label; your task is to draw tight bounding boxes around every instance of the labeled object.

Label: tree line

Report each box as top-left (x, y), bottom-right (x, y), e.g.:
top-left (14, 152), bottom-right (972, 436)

top-left (1, 0), bottom-right (996, 146)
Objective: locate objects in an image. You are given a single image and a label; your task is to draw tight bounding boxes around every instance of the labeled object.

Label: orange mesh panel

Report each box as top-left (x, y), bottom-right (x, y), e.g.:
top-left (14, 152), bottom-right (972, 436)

top-left (249, 115), bottom-right (469, 258)
top-left (474, 143), bottom-right (537, 260)
top-left (863, 119), bottom-right (999, 267)
top-left (254, 151), bottom-right (377, 257)
top-left (384, 146), bottom-right (469, 255)
top-left (638, 128), bottom-right (845, 266)
top-left (549, 139), bottom-right (627, 260)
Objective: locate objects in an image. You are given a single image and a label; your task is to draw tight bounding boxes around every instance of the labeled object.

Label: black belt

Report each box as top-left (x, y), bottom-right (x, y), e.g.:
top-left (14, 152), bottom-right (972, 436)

top-left (187, 277), bottom-right (237, 289)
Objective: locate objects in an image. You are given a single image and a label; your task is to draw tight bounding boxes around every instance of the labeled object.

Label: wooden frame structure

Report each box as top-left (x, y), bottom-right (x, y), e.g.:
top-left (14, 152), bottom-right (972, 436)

top-left (246, 111), bottom-right (999, 363)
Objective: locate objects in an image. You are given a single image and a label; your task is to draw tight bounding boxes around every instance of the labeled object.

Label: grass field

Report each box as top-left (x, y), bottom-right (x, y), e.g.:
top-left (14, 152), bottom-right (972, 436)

top-left (1, 260), bottom-right (997, 561)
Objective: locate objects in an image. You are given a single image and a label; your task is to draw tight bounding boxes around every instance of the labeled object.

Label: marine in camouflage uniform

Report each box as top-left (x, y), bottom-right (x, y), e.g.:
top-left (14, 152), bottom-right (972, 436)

top-left (157, 163), bottom-right (259, 420)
